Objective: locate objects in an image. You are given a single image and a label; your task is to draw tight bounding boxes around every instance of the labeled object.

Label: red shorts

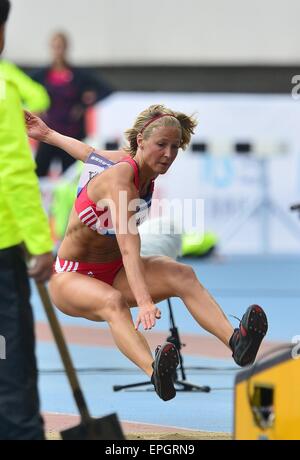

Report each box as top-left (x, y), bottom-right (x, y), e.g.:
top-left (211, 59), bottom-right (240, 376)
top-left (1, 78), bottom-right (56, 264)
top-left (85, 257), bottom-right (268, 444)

top-left (54, 256), bottom-right (124, 286)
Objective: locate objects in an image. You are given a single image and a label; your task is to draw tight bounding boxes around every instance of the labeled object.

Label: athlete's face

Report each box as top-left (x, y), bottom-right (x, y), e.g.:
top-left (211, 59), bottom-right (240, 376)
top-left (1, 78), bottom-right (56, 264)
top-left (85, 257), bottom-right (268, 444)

top-left (140, 126), bottom-right (181, 174)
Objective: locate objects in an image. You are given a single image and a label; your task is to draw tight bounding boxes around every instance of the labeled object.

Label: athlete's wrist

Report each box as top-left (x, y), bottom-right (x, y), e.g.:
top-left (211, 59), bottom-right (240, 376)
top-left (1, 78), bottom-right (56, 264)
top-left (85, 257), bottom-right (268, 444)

top-left (44, 128), bottom-right (57, 144)
top-left (138, 299), bottom-right (155, 309)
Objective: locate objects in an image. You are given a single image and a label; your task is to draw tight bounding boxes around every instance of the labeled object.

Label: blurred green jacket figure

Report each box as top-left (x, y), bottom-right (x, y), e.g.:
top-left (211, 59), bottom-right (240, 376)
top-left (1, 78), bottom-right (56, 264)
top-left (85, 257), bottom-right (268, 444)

top-left (0, 59), bottom-right (52, 254)
top-left (0, 0), bottom-right (55, 441)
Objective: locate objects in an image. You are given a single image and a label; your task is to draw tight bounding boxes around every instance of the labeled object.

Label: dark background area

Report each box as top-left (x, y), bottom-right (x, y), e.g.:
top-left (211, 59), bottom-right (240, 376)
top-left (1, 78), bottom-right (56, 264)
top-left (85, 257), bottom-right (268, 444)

top-left (23, 65), bottom-right (298, 93)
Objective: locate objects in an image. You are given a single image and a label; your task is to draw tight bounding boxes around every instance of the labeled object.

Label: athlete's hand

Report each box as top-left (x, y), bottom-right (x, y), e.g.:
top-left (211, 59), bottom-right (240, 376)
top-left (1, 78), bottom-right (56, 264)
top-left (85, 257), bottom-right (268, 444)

top-left (135, 303), bottom-right (161, 331)
top-left (24, 110), bottom-right (51, 142)
top-left (27, 252), bottom-right (54, 283)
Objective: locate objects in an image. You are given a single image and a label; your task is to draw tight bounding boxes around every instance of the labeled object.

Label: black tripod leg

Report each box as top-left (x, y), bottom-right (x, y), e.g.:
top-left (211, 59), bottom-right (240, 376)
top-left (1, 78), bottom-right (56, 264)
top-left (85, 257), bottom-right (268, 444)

top-left (113, 380), bottom-right (152, 392)
top-left (167, 298), bottom-right (211, 393)
top-left (175, 380), bottom-right (210, 392)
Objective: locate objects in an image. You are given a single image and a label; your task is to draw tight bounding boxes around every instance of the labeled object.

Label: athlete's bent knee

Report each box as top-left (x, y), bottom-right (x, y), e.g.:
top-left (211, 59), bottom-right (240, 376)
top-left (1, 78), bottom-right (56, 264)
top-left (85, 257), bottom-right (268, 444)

top-left (103, 291), bottom-right (128, 321)
top-left (171, 262), bottom-right (196, 282)
top-left (171, 263), bottom-right (198, 294)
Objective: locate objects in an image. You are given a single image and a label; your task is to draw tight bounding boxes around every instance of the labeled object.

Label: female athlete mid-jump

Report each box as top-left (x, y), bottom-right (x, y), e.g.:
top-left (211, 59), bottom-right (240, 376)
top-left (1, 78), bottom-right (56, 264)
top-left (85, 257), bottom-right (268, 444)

top-left (26, 105), bottom-right (268, 402)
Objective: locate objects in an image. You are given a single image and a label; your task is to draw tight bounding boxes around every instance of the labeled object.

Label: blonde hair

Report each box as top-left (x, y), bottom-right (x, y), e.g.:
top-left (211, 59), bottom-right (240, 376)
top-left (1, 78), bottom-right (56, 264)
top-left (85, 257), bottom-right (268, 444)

top-left (124, 104), bottom-right (197, 156)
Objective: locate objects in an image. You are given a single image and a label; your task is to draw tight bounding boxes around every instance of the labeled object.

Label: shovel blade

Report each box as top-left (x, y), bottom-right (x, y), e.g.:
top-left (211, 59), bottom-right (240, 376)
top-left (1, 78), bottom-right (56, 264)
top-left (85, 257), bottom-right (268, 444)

top-left (61, 413), bottom-right (125, 440)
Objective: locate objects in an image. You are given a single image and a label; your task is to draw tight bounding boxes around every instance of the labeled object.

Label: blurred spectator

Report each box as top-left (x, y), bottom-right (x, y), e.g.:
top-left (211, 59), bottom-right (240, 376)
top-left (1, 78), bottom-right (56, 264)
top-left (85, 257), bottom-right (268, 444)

top-left (0, 0), bottom-right (53, 440)
top-left (32, 31), bottom-right (113, 177)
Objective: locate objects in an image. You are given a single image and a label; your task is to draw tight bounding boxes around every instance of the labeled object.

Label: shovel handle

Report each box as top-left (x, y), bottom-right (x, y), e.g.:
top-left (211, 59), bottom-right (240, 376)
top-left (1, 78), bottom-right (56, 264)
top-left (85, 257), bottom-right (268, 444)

top-left (36, 282), bottom-right (90, 422)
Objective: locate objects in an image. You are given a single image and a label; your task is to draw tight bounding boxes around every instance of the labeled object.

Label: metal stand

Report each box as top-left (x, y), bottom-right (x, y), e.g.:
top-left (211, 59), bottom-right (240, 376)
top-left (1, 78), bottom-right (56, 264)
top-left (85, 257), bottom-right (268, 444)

top-left (223, 156), bottom-right (300, 253)
top-left (113, 298), bottom-right (210, 393)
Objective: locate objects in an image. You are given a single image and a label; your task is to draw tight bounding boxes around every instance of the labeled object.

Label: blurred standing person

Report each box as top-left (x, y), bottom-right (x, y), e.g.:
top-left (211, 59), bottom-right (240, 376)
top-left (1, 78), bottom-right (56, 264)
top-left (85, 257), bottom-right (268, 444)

top-left (33, 31), bottom-right (113, 177)
top-left (0, 0), bottom-right (53, 440)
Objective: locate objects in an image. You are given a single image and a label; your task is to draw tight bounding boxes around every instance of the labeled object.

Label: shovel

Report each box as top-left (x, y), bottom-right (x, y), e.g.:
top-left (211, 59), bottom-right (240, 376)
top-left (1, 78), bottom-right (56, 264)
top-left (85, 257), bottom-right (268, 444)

top-left (36, 282), bottom-right (125, 440)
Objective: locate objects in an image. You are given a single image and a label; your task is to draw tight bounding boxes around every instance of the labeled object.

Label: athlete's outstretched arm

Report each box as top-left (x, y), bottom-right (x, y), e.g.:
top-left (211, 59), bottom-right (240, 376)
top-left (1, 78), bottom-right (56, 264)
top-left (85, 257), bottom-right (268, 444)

top-left (24, 111), bottom-right (93, 162)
